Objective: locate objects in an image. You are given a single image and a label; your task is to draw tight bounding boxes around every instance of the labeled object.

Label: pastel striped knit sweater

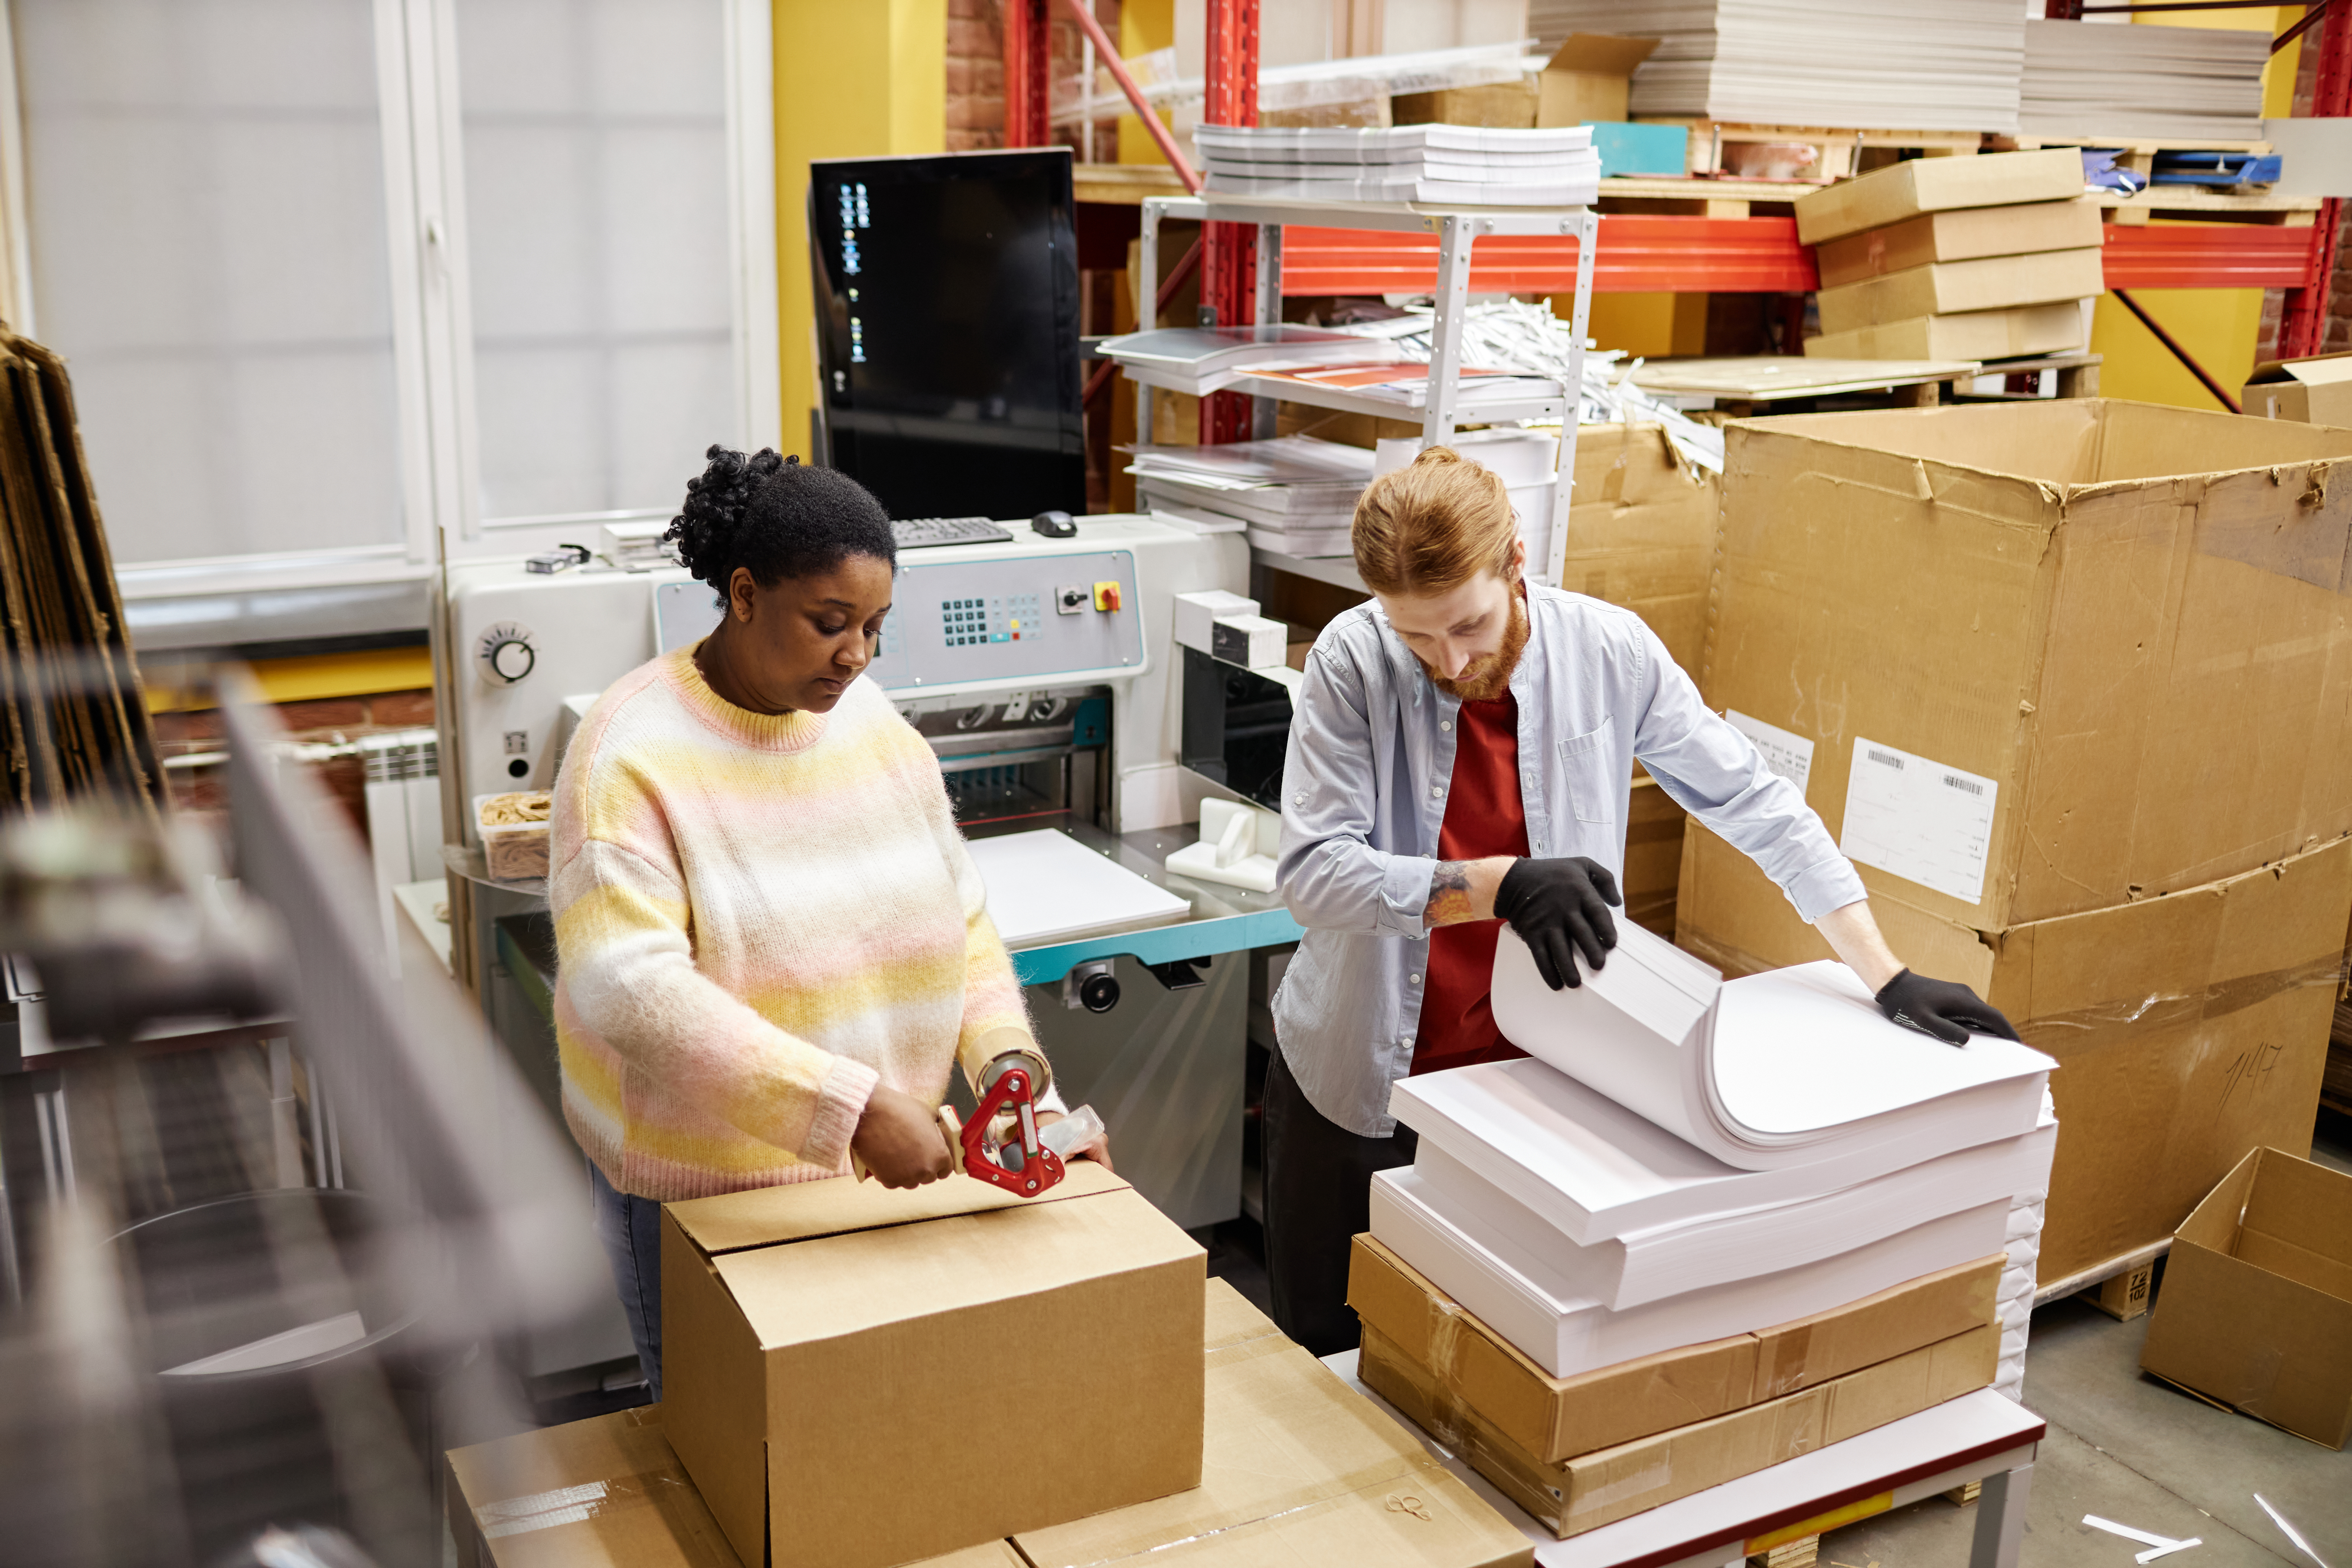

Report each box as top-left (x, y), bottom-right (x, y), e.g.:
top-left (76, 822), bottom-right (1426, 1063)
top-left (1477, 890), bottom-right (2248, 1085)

top-left (549, 644), bottom-right (1036, 1201)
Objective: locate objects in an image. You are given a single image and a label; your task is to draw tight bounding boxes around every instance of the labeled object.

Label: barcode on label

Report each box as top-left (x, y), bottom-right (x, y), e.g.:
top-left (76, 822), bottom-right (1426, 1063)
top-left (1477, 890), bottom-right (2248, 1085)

top-left (1942, 774), bottom-right (1983, 796)
top-left (1867, 748), bottom-right (1902, 769)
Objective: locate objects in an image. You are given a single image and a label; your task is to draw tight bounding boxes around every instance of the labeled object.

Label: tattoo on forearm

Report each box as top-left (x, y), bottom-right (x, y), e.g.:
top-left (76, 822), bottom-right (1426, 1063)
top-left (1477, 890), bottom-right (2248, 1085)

top-left (1426, 860), bottom-right (1474, 927)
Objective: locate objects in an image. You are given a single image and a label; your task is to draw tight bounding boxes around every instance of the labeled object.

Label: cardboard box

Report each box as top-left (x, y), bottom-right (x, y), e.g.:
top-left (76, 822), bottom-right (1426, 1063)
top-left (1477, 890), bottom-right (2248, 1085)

top-left (1588, 122), bottom-right (1690, 179)
top-left (1698, 400), bottom-right (2352, 929)
top-left (1814, 198), bottom-right (2106, 288)
top-left (1816, 248), bottom-right (2105, 335)
top-left (1557, 422), bottom-right (1721, 676)
top-left (1795, 148), bottom-right (2087, 245)
top-left (662, 1164), bottom-right (1206, 1568)
top-left (443, 1404), bottom-right (1022, 1568)
top-left (2140, 1147), bottom-right (2352, 1449)
top-left (2243, 351), bottom-right (2352, 427)
top-left (1624, 768), bottom-right (1689, 938)
top-left (1362, 1319), bottom-right (1998, 1537)
top-left (1535, 34), bottom-right (1659, 128)
top-left (1394, 82), bottom-right (1538, 129)
top-left (1013, 1279), bottom-right (1533, 1568)
top-left (1348, 1234), bottom-right (2002, 1464)
top-left (1804, 301), bottom-right (2088, 362)
top-left (1677, 831), bottom-right (2352, 1286)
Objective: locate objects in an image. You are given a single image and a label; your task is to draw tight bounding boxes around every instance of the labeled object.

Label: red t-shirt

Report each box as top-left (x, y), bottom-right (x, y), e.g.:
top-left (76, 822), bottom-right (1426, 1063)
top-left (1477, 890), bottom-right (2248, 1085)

top-left (1412, 688), bottom-right (1533, 1076)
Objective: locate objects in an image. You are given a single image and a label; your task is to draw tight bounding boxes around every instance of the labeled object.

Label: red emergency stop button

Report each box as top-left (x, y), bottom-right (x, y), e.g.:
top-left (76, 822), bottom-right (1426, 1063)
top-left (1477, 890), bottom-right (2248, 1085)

top-left (1092, 581), bottom-right (1123, 612)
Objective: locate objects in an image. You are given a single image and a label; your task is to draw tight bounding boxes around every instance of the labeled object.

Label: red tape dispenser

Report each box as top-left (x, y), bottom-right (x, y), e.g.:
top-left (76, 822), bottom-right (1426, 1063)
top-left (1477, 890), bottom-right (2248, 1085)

top-left (941, 1049), bottom-right (1065, 1197)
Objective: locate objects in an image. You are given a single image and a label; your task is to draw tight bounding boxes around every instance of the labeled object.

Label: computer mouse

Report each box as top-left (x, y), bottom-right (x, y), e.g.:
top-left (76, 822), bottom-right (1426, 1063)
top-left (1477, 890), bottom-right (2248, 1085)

top-left (1031, 509), bottom-right (1078, 539)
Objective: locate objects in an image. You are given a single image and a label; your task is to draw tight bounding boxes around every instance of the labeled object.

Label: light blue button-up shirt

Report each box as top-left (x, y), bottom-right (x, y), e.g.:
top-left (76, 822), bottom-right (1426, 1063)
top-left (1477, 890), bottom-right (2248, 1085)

top-left (1272, 584), bottom-right (1867, 1137)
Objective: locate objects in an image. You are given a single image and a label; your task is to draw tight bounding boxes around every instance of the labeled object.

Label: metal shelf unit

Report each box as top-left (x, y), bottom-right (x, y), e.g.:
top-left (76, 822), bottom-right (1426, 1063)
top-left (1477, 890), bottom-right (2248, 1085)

top-left (1138, 191), bottom-right (1601, 587)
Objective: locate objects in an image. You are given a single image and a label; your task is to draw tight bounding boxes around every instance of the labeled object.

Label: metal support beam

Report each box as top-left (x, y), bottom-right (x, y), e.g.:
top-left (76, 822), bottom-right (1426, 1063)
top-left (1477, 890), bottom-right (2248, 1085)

top-left (1003, 0), bottom-right (1052, 149)
top-left (2113, 287), bottom-right (2245, 412)
top-left (1200, 0), bottom-right (1259, 445)
top-left (2281, 1), bottom-right (2350, 358)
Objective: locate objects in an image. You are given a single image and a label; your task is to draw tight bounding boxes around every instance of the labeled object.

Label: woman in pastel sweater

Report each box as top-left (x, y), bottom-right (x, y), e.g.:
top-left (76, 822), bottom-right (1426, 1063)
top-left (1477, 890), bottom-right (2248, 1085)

top-left (550, 446), bottom-right (1095, 1396)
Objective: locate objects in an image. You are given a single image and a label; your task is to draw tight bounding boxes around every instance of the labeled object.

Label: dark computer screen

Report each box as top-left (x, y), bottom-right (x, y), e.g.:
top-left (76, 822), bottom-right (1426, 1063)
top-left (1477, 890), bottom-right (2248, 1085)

top-left (809, 148), bottom-right (1084, 520)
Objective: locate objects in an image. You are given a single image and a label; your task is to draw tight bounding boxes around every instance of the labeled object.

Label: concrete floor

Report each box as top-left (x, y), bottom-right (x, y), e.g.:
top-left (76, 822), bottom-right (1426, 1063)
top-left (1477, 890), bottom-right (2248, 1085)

top-left (1823, 1127), bottom-right (2352, 1568)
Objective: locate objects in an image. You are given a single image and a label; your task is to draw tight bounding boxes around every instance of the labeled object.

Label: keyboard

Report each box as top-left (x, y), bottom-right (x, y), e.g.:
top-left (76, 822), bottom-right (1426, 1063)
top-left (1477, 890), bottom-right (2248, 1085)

top-left (893, 515), bottom-right (1015, 550)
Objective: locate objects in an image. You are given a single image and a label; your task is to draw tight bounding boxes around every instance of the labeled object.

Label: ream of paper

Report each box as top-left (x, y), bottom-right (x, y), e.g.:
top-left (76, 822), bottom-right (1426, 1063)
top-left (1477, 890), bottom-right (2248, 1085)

top-left (1839, 735), bottom-right (1999, 903)
top-left (1725, 710), bottom-right (1815, 797)
top-left (966, 829), bottom-right (1190, 947)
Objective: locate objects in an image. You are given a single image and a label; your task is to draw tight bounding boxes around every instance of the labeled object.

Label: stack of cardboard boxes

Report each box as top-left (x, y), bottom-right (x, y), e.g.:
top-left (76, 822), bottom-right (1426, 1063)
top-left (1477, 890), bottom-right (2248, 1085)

top-left (1676, 399), bottom-right (2352, 1292)
top-left (1798, 148), bottom-right (2103, 363)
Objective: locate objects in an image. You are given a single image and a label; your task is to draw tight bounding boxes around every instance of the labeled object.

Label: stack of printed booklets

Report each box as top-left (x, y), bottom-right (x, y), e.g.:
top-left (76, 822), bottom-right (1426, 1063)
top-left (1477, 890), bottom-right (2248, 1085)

top-left (1128, 435), bottom-right (1374, 557)
top-left (1534, 0), bottom-right (2025, 134)
top-left (2019, 19), bottom-right (2270, 145)
top-left (1795, 147), bottom-right (2102, 363)
top-left (1197, 123), bottom-right (1602, 207)
top-left (1098, 323), bottom-right (1563, 415)
top-left (1349, 918), bottom-right (2056, 1539)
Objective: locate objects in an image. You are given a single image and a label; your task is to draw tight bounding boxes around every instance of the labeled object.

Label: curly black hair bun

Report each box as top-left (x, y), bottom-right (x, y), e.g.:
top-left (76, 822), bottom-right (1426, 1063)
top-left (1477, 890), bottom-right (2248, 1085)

top-left (663, 445), bottom-right (895, 591)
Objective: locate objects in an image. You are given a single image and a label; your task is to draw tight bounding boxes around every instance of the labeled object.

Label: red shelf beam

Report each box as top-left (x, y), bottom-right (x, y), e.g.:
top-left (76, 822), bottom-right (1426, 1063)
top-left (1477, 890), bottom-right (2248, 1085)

top-left (1272, 214), bottom-right (2319, 297)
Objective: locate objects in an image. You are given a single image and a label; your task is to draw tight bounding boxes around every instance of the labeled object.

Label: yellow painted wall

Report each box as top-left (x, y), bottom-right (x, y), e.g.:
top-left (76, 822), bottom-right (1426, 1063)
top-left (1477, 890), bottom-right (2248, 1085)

top-left (1116, 0), bottom-right (1177, 164)
top-left (2094, 7), bottom-right (2302, 409)
top-left (774, 0), bottom-right (948, 462)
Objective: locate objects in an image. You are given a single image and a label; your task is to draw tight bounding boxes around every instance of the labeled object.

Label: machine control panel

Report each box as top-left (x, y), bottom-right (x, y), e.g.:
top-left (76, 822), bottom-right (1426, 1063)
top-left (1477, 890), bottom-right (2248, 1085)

top-left (653, 549), bottom-right (1143, 691)
top-left (475, 621), bottom-right (538, 685)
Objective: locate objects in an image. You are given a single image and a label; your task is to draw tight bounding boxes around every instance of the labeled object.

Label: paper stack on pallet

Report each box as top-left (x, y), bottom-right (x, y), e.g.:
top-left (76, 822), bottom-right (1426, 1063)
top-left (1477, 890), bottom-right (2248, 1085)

top-left (1198, 123), bottom-right (1602, 207)
top-left (1350, 921), bottom-right (2057, 1539)
top-left (1797, 147), bottom-right (2102, 363)
top-left (2020, 20), bottom-right (2270, 145)
top-left (1532, 0), bottom-right (2025, 134)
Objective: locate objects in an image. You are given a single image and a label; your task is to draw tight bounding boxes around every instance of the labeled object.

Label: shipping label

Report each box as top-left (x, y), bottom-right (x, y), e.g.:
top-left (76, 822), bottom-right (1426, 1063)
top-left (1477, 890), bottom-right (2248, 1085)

top-left (1839, 737), bottom-right (1999, 904)
top-left (1725, 710), bottom-right (1815, 798)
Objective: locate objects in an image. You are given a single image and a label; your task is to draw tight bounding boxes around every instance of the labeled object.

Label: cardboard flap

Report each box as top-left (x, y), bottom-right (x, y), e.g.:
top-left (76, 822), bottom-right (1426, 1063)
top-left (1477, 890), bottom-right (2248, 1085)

top-left (667, 1159), bottom-right (1132, 1256)
top-left (2236, 1147), bottom-right (2352, 1300)
top-left (2249, 351), bottom-right (2352, 388)
top-left (1205, 1276), bottom-right (1285, 1351)
top-left (1544, 33), bottom-right (1660, 76)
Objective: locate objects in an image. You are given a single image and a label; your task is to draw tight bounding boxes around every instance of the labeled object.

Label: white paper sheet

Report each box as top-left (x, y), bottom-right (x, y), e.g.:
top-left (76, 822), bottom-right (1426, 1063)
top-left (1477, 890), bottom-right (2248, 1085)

top-left (964, 829), bottom-right (1190, 947)
top-left (1488, 922), bottom-right (2052, 1170)
top-left (1724, 710), bottom-right (1815, 797)
top-left (1839, 735), bottom-right (2000, 904)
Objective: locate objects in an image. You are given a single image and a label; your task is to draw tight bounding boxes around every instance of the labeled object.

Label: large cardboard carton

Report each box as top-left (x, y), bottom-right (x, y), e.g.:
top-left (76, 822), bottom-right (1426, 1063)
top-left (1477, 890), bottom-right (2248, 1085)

top-left (1559, 421), bottom-right (1721, 675)
top-left (1816, 248), bottom-right (2105, 336)
top-left (1794, 149), bottom-right (2086, 245)
top-left (1702, 400), bottom-right (2352, 930)
top-left (443, 1405), bottom-right (1021, 1568)
top-left (1363, 1320), bottom-right (1998, 1537)
top-left (2139, 1147), bottom-right (2352, 1449)
top-left (1677, 830), bottom-right (2352, 1286)
top-left (1804, 302), bottom-right (2087, 362)
top-left (1814, 199), bottom-right (2107, 288)
top-left (1013, 1280), bottom-right (1533, 1567)
top-left (2243, 351), bottom-right (2352, 426)
top-left (1348, 1235), bottom-right (2001, 1464)
top-left (1625, 768), bottom-right (1690, 938)
top-left (662, 1164), bottom-right (1206, 1568)
top-left (1534, 34), bottom-right (1659, 127)
top-left (1394, 82), bottom-right (1537, 130)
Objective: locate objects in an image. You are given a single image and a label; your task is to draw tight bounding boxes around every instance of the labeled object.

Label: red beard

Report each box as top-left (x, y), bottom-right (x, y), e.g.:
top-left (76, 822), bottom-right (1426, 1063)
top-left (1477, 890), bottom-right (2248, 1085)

top-left (1429, 585), bottom-right (1530, 703)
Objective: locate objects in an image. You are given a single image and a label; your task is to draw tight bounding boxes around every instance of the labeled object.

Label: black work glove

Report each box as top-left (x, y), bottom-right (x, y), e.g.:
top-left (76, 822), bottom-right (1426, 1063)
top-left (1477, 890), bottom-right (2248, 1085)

top-left (1874, 969), bottom-right (2023, 1046)
top-left (1493, 857), bottom-right (1621, 991)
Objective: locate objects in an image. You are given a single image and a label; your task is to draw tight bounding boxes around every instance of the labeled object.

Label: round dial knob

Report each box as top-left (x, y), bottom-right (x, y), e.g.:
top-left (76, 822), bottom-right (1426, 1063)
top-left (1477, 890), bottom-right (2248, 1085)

top-left (475, 621), bottom-right (538, 685)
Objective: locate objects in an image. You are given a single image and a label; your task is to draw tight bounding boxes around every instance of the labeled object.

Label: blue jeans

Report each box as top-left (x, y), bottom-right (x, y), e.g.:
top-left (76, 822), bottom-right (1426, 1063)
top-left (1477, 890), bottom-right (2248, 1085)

top-left (589, 1161), bottom-right (664, 1399)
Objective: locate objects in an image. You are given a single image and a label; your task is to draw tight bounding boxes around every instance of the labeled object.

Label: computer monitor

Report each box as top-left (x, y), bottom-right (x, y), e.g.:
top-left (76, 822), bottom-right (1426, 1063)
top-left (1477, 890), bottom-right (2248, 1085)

top-left (808, 148), bottom-right (1085, 521)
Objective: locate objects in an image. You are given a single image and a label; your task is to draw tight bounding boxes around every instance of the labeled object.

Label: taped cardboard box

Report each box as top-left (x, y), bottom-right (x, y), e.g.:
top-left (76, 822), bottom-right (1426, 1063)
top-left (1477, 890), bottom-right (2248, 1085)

top-left (2139, 1147), bottom-right (2352, 1449)
top-left (661, 1163), bottom-right (1205, 1568)
top-left (1804, 301), bottom-right (2087, 363)
top-left (445, 1404), bottom-right (1025, 1568)
top-left (1699, 400), bottom-right (2352, 929)
top-left (1794, 148), bottom-right (2085, 245)
top-left (1362, 1320), bottom-right (1998, 1537)
top-left (1014, 1279), bottom-right (1532, 1568)
top-left (1816, 248), bottom-right (2105, 336)
top-left (1813, 198), bottom-right (2106, 288)
top-left (1624, 768), bottom-right (1689, 938)
top-left (1348, 1235), bottom-right (2000, 1464)
top-left (1556, 422), bottom-right (1720, 678)
top-left (1535, 34), bottom-right (1659, 128)
top-left (1677, 828), bottom-right (2352, 1286)
top-left (2243, 351), bottom-right (2352, 427)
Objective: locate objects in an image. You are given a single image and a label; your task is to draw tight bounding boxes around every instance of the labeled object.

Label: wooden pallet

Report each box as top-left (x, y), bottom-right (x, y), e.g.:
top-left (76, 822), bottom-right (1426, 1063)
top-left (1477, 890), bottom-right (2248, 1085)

top-left (1646, 120), bottom-right (1982, 181)
top-left (1946, 1480), bottom-right (1984, 1506)
top-left (1996, 133), bottom-right (2274, 191)
top-left (2082, 1257), bottom-right (2157, 1323)
top-left (1749, 1534), bottom-right (1818, 1568)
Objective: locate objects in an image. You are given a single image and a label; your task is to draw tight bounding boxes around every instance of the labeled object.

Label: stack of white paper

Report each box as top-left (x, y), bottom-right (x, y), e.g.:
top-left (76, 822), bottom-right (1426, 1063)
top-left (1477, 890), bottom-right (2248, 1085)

top-left (1096, 325), bottom-right (1402, 398)
top-left (1128, 436), bottom-right (1375, 557)
top-left (1534, 1), bottom-right (2025, 135)
top-left (1367, 920), bottom-right (2057, 1377)
top-left (1197, 123), bottom-right (1601, 207)
top-left (2019, 20), bottom-right (2269, 144)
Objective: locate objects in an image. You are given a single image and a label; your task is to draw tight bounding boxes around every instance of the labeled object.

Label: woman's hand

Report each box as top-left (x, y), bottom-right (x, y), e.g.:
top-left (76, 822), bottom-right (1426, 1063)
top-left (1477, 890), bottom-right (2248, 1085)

top-left (1035, 1109), bottom-right (1115, 1173)
top-left (851, 1085), bottom-right (955, 1188)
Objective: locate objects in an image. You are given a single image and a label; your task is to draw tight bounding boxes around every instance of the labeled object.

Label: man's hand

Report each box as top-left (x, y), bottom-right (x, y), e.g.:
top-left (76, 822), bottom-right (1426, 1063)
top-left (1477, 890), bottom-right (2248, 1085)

top-left (1875, 969), bottom-right (2023, 1047)
top-left (1494, 857), bottom-right (1621, 991)
top-left (850, 1085), bottom-right (955, 1188)
top-left (1035, 1109), bottom-right (1115, 1173)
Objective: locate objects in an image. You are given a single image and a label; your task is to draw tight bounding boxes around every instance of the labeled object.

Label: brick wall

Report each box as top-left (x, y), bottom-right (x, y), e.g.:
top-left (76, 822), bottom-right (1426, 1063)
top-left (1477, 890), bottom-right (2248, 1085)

top-left (946, 0), bottom-right (1117, 156)
top-left (156, 688), bottom-right (437, 846)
